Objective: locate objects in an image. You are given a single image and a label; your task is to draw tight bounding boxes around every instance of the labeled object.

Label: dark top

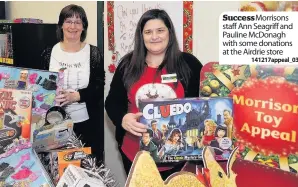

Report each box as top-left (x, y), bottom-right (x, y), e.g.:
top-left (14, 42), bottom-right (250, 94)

top-left (140, 141), bottom-right (160, 162)
top-left (105, 52), bottom-right (203, 146)
top-left (40, 44), bottom-right (105, 131)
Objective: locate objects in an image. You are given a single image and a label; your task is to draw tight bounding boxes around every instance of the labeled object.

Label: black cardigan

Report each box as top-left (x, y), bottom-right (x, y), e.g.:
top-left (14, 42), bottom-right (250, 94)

top-left (41, 44), bottom-right (105, 122)
top-left (105, 52), bottom-right (203, 146)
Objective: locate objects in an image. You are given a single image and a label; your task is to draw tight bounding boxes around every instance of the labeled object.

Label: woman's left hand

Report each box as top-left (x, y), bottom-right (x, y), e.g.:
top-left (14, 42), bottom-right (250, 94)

top-left (56, 90), bottom-right (80, 106)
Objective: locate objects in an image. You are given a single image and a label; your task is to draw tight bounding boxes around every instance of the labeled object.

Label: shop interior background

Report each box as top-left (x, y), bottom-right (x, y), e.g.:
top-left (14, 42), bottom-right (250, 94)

top-left (5, 1), bottom-right (98, 46)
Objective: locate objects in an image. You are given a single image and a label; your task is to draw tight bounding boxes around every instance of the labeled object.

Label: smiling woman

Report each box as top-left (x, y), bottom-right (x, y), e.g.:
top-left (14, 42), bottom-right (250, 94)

top-left (41, 4), bottom-right (105, 161)
top-left (143, 19), bottom-right (169, 60)
top-left (105, 8), bottom-right (203, 181)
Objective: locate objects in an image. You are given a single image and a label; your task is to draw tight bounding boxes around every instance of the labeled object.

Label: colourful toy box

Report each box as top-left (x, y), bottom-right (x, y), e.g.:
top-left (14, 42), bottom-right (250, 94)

top-left (0, 138), bottom-right (54, 186)
top-left (0, 65), bottom-right (58, 116)
top-left (57, 147), bottom-right (92, 178)
top-left (138, 97), bottom-right (234, 163)
top-left (13, 18), bottom-right (43, 23)
top-left (32, 119), bottom-right (74, 152)
top-left (0, 26), bottom-right (13, 65)
top-left (38, 147), bottom-right (92, 186)
top-left (0, 89), bottom-right (32, 154)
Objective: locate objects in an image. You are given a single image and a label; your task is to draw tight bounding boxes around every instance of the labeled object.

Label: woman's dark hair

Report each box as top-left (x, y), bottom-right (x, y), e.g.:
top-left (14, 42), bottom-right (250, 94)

top-left (168, 128), bottom-right (182, 144)
top-left (119, 9), bottom-right (191, 89)
top-left (144, 128), bottom-right (153, 138)
top-left (215, 125), bottom-right (227, 138)
top-left (57, 4), bottom-right (88, 42)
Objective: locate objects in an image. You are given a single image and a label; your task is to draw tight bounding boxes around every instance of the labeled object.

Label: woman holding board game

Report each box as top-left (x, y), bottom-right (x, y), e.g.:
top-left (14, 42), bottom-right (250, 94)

top-left (41, 5), bottom-right (105, 161)
top-left (105, 9), bottom-right (202, 179)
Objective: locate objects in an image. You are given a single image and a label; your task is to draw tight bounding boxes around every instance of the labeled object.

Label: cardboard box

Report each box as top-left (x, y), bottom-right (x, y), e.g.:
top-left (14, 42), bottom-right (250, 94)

top-left (0, 65), bottom-right (59, 117)
top-left (56, 165), bottom-right (105, 187)
top-left (0, 89), bottom-right (32, 154)
top-left (32, 119), bottom-right (73, 152)
top-left (58, 147), bottom-right (92, 177)
top-left (0, 139), bottom-right (54, 186)
top-left (138, 97), bottom-right (234, 163)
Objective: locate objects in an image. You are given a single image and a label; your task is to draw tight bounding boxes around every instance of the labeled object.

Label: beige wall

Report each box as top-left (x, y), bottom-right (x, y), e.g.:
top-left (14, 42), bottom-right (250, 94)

top-left (5, 1), bottom-right (98, 46)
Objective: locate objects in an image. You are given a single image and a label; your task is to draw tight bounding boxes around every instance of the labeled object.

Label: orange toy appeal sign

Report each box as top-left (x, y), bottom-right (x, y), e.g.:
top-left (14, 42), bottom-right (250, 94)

top-left (231, 77), bottom-right (298, 156)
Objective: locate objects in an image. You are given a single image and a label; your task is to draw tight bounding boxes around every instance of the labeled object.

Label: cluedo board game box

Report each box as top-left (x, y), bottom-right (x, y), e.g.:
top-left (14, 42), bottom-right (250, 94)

top-left (0, 138), bottom-right (54, 187)
top-left (200, 62), bottom-right (298, 174)
top-left (0, 88), bottom-right (32, 154)
top-left (138, 97), bottom-right (234, 163)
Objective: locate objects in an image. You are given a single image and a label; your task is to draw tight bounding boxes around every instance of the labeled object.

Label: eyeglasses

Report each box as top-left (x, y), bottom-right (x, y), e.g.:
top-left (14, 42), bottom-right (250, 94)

top-left (64, 20), bottom-right (82, 26)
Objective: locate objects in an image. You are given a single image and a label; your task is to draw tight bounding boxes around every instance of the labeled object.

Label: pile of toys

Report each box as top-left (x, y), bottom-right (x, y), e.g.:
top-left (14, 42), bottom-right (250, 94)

top-left (0, 65), bottom-right (117, 187)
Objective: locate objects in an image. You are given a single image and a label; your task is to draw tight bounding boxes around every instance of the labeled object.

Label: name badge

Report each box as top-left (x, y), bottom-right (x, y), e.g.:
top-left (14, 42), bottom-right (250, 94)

top-left (161, 73), bottom-right (177, 83)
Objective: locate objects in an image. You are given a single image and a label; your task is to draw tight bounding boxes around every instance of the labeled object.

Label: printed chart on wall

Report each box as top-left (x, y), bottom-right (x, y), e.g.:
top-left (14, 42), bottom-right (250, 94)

top-left (107, 1), bottom-right (193, 73)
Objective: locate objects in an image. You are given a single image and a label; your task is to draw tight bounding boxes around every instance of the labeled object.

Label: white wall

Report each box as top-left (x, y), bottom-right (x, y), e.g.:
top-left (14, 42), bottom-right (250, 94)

top-left (5, 1), bottom-right (97, 46)
top-left (103, 1), bottom-right (240, 186)
top-left (194, 1), bottom-right (240, 65)
top-left (103, 2), bottom-right (127, 186)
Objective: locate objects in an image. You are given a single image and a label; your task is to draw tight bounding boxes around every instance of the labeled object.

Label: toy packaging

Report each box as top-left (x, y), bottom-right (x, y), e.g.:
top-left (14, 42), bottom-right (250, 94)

top-left (0, 138), bottom-right (54, 187)
top-left (200, 62), bottom-right (298, 174)
top-left (0, 20), bottom-right (14, 23)
top-left (13, 18), bottom-right (43, 23)
top-left (0, 89), bottom-right (32, 154)
top-left (56, 164), bottom-right (106, 187)
top-left (138, 97), bottom-right (234, 163)
top-left (57, 147), bottom-right (92, 178)
top-left (37, 147), bottom-right (92, 185)
top-left (0, 25), bottom-right (13, 65)
top-left (32, 119), bottom-right (74, 152)
top-left (0, 65), bottom-right (58, 117)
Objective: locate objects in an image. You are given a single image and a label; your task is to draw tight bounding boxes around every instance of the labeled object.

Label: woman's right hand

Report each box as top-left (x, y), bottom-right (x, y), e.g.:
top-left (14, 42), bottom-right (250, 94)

top-left (197, 139), bottom-right (203, 148)
top-left (55, 88), bottom-right (66, 106)
top-left (122, 112), bottom-right (148, 136)
top-left (55, 93), bottom-right (66, 106)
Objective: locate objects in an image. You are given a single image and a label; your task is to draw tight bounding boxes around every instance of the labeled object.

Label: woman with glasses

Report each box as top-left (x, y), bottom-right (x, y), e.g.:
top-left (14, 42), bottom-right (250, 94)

top-left (41, 4), bottom-right (105, 161)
